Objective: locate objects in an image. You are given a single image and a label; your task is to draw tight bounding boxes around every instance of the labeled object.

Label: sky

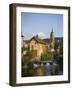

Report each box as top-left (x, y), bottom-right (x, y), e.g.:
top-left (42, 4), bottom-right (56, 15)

top-left (21, 12), bottom-right (63, 40)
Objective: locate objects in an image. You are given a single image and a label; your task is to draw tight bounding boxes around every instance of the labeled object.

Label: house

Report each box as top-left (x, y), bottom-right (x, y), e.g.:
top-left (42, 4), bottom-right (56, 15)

top-left (29, 36), bottom-right (48, 60)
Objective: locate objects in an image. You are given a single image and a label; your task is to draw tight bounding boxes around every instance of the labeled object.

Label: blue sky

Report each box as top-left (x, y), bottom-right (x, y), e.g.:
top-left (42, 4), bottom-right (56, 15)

top-left (21, 12), bottom-right (63, 40)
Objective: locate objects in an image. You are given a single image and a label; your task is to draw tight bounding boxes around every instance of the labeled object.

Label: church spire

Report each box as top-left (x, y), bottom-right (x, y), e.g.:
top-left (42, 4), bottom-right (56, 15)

top-left (50, 28), bottom-right (55, 49)
top-left (52, 28), bottom-right (53, 32)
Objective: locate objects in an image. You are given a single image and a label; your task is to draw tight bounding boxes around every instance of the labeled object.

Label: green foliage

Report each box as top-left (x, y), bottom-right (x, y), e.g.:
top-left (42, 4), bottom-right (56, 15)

top-left (40, 46), bottom-right (63, 61)
top-left (22, 45), bottom-right (32, 64)
top-left (59, 43), bottom-right (63, 55)
top-left (21, 46), bottom-right (33, 77)
top-left (54, 40), bottom-right (63, 60)
top-left (41, 52), bottom-right (53, 61)
top-left (21, 46), bottom-right (29, 53)
top-left (54, 50), bottom-right (59, 60)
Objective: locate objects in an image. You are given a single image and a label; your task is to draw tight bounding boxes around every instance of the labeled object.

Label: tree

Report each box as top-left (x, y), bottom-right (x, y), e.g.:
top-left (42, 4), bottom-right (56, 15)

top-left (41, 52), bottom-right (53, 61)
top-left (22, 45), bottom-right (32, 64)
top-left (21, 45), bottom-right (33, 77)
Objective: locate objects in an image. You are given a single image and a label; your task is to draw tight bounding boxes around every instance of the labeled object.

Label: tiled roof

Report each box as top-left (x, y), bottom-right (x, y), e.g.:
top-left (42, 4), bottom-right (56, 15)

top-left (29, 36), bottom-right (47, 45)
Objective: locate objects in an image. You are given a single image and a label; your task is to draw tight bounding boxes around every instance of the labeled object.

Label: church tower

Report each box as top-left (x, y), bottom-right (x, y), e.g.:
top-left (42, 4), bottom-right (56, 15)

top-left (50, 28), bottom-right (55, 50)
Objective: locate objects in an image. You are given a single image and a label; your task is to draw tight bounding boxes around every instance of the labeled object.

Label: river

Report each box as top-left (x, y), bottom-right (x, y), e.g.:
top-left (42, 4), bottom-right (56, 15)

top-left (22, 60), bottom-right (63, 77)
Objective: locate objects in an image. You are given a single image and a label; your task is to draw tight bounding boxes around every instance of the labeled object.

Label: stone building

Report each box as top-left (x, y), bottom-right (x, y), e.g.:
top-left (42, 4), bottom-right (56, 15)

top-left (29, 36), bottom-right (48, 60)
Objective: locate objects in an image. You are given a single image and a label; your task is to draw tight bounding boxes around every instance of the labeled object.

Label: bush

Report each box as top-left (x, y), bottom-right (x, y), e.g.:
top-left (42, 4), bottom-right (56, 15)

top-left (41, 52), bottom-right (53, 61)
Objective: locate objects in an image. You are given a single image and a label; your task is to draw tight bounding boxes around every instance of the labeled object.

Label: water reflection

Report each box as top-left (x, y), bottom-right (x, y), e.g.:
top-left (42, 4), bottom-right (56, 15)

top-left (22, 61), bottom-right (63, 77)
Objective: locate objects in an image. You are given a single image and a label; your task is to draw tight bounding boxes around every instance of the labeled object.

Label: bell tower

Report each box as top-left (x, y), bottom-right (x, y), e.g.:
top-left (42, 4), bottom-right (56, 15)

top-left (50, 28), bottom-right (55, 49)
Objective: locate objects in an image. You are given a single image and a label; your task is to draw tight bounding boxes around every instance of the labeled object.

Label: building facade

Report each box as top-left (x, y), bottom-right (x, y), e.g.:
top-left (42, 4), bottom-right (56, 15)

top-left (29, 36), bottom-right (48, 60)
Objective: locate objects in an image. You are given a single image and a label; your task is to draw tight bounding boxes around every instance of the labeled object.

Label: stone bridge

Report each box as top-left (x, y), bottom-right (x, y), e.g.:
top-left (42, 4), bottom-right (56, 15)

top-left (31, 60), bottom-right (58, 68)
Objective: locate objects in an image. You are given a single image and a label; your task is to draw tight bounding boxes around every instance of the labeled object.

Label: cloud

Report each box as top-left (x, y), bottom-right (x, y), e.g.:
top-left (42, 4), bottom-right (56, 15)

top-left (31, 33), bottom-right (35, 38)
top-left (37, 32), bottom-right (45, 39)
